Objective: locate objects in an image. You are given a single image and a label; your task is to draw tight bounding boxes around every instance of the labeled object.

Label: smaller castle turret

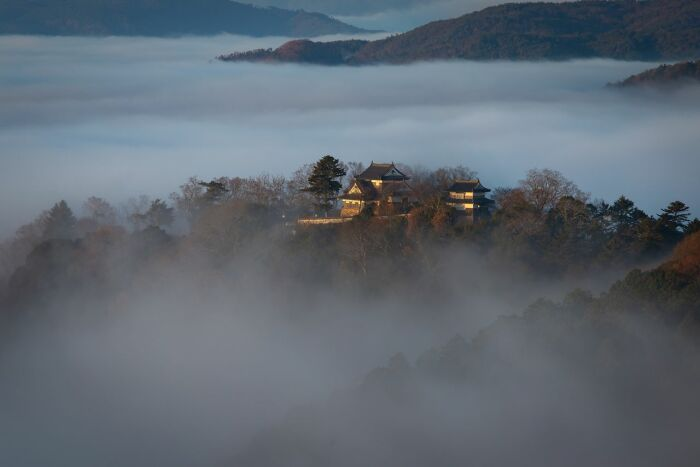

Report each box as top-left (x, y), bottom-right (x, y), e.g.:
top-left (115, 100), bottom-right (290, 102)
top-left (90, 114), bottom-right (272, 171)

top-left (445, 179), bottom-right (495, 223)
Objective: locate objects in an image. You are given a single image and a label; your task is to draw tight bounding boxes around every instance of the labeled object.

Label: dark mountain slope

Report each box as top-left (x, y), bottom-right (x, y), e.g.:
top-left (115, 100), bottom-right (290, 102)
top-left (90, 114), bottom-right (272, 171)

top-left (221, 0), bottom-right (700, 64)
top-left (615, 60), bottom-right (700, 87)
top-left (0, 0), bottom-right (367, 37)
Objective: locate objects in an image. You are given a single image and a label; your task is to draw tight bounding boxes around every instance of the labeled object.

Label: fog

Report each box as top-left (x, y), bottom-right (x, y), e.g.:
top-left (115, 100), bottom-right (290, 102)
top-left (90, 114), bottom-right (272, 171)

top-left (2, 35), bottom-right (698, 239)
top-left (1, 35), bottom-right (698, 237)
top-left (2, 221), bottom-right (698, 466)
top-left (2, 34), bottom-right (700, 465)
top-left (0, 235), bottom-right (600, 465)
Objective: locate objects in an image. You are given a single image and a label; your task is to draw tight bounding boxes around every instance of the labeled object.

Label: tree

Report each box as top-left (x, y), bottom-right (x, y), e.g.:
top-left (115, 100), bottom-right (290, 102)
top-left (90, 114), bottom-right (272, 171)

top-left (343, 161), bottom-right (366, 187)
top-left (42, 200), bottom-right (77, 240)
top-left (287, 164), bottom-right (315, 213)
top-left (83, 196), bottom-right (117, 225)
top-left (189, 201), bottom-right (274, 261)
top-left (144, 199), bottom-right (174, 228)
top-left (303, 155), bottom-right (347, 216)
top-left (170, 177), bottom-right (205, 224)
top-left (431, 165), bottom-right (477, 190)
top-left (130, 199), bottom-right (174, 229)
top-left (519, 169), bottom-right (587, 215)
top-left (660, 201), bottom-right (691, 233)
top-left (686, 218), bottom-right (700, 235)
top-left (544, 196), bottom-right (601, 271)
top-left (608, 196), bottom-right (647, 233)
top-left (198, 180), bottom-right (230, 206)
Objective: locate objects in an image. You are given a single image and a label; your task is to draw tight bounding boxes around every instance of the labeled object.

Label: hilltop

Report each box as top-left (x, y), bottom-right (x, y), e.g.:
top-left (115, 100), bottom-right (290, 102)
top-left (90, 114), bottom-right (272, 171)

top-left (220, 0), bottom-right (700, 64)
top-left (0, 0), bottom-right (367, 37)
top-left (615, 60), bottom-right (700, 87)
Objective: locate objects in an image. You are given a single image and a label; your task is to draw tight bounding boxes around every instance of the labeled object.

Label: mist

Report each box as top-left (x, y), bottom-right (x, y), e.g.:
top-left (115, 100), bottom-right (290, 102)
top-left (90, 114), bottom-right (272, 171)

top-left (2, 32), bottom-right (700, 466)
top-left (2, 214), bottom-right (698, 466)
top-left (0, 232), bottom-right (625, 466)
top-left (2, 35), bottom-right (699, 238)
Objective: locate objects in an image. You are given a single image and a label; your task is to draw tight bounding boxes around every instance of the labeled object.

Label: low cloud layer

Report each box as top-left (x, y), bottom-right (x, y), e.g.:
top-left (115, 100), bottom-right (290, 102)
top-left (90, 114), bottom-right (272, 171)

top-left (1, 34), bottom-right (699, 238)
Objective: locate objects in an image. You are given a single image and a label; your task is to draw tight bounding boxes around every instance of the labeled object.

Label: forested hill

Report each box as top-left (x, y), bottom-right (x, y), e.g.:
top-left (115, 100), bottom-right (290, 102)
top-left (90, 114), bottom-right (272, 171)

top-left (0, 0), bottom-right (367, 37)
top-left (237, 233), bottom-right (700, 467)
top-left (220, 0), bottom-right (700, 64)
top-left (615, 60), bottom-right (700, 87)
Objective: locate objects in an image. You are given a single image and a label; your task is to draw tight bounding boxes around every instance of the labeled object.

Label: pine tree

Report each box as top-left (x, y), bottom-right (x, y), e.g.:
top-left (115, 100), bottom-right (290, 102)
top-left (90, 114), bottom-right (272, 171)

top-left (42, 200), bottom-right (77, 240)
top-left (660, 201), bottom-right (691, 232)
top-left (303, 155), bottom-right (347, 216)
top-left (198, 180), bottom-right (229, 206)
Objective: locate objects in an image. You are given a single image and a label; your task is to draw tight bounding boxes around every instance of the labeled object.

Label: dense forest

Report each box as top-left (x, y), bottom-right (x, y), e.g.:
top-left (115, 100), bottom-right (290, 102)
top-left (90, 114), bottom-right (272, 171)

top-left (0, 0), bottom-right (366, 37)
top-left (2, 160), bottom-right (697, 312)
top-left (219, 0), bottom-right (700, 65)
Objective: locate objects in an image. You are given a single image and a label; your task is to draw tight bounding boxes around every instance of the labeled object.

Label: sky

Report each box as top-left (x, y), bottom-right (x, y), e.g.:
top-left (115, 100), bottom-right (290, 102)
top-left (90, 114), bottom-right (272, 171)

top-left (249, 0), bottom-right (568, 30)
top-left (1, 33), bottom-right (699, 237)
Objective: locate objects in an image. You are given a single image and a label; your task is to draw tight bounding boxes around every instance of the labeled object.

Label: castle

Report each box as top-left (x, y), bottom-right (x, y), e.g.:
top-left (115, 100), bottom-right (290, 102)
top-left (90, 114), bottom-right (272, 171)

top-left (339, 162), bottom-right (494, 222)
top-left (340, 163), bottom-right (416, 217)
top-left (443, 179), bottom-right (495, 222)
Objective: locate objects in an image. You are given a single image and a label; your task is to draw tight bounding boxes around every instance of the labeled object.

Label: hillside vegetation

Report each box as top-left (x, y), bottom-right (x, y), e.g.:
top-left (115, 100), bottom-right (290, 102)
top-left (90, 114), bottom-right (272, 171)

top-left (0, 0), bottom-right (366, 37)
top-left (615, 60), bottom-right (700, 87)
top-left (220, 0), bottom-right (700, 64)
top-left (237, 233), bottom-right (700, 467)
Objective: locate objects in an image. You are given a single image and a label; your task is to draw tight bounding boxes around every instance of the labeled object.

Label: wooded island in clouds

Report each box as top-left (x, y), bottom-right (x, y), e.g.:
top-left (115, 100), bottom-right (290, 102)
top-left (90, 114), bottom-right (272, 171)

top-left (614, 60), bottom-right (700, 87)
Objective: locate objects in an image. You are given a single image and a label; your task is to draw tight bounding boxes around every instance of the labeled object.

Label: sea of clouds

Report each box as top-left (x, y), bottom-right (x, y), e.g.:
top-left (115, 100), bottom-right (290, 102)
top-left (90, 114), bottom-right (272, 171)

top-left (1, 34), bottom-right (699, 237)
top-left (2, 32), bottom-right (700, 467)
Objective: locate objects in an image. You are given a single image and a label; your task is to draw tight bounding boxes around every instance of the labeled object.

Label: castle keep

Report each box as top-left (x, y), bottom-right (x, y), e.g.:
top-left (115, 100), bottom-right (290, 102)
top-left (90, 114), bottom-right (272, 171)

top-left (340, 162), bottom-right (416, 217)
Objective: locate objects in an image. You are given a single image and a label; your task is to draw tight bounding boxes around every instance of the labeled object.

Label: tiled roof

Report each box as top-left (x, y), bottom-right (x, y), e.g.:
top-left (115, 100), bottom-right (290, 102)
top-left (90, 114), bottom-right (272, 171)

top-left (357, 162), bottom-right (408, 181)
top-left (341, 179), bottom-right (378, 201)
top-left (447, 179), bottom-right (491, 193)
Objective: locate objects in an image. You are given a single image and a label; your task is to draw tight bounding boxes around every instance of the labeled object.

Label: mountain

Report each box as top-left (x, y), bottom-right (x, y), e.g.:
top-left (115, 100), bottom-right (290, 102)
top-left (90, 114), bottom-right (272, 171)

top-left (0, 0), bottom-right (367, 37)
top-left (615, 60), bottom-right (700, 87)
top-left (220, 0), bottom-right (700, 64)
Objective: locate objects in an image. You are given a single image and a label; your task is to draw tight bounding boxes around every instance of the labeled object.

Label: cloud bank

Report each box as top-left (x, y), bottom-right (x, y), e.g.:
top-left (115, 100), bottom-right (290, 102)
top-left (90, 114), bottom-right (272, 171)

top-left (1, 34), bottom-right (699, 238)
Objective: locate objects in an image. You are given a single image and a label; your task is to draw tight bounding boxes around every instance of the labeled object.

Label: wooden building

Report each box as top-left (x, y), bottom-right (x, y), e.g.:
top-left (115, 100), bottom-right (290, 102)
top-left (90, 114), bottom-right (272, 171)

top-left (445, 179), bottom-right (495, 222)
top-left (340, 162), bottom-right (416, 217)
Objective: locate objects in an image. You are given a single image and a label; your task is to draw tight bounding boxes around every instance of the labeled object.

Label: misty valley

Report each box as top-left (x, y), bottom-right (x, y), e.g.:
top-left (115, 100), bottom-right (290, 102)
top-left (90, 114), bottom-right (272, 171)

top-left (1, 1), bottom-right (700, 466)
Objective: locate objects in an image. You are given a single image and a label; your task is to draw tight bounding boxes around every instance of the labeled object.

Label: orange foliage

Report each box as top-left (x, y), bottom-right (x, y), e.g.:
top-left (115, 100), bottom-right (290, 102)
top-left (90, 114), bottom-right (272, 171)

top-left (666, 231), bottom-right (700, 277)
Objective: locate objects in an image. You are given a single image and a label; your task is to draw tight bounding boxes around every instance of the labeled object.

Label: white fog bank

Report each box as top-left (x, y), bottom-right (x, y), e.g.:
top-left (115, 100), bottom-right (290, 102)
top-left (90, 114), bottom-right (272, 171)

top-left (1, 34), bottom-right (699, 237)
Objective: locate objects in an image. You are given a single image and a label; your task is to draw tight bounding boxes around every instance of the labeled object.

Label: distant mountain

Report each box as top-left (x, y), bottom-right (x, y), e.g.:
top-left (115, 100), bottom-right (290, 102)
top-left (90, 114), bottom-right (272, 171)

top-left (615, 60), bottom-right (700, 87)
top-left (0, 0), bottom-right (367, 37)
top-left (220, 0), bottom-right (700, 64)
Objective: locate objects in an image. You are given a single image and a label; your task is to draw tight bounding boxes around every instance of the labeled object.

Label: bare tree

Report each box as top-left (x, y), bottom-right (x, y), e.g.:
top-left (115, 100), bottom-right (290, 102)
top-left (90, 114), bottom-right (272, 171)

top-left (170, 177), bottom-right (205, 223)
top-left (519, 169), bottom-right (587, 215)
top-left (121, 195), bottom-right (151, 230)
